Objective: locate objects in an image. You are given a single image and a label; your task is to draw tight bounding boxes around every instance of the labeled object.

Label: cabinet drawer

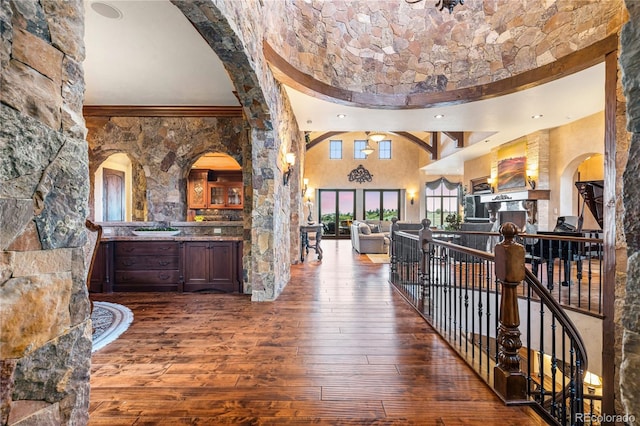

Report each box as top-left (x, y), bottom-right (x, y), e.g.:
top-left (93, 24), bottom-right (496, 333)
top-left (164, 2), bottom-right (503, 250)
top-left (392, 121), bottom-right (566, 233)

top-left (115, 256), bottom-right (179, 270)
top-left (115, 270), bottom-right (180, 284)
top-left (116, 241), bottom-right (179, 256)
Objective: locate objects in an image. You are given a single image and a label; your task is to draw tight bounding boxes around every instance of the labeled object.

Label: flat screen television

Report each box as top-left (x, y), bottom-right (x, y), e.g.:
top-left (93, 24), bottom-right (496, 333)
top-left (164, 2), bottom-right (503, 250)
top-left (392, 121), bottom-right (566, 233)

top-left (464, 194), bottom-right (489, 222)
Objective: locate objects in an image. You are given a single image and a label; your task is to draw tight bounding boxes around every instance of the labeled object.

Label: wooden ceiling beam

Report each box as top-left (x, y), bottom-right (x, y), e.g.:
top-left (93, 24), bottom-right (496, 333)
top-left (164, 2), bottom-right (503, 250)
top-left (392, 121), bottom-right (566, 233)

top-left (394, 131), bottom-right (436, 157)
top-left (443, 131), bottom-right (465, 147)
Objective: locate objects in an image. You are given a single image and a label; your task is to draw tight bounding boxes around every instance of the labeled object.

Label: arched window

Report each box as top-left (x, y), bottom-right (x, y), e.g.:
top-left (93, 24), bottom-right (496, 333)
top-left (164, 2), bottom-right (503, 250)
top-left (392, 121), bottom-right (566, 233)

top-left (425, 177), bottom-right (462, 228)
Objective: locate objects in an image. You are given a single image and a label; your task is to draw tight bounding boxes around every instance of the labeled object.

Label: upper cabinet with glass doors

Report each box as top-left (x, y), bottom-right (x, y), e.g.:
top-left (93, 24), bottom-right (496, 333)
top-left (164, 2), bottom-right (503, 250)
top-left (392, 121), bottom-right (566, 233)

top-left (208, 182), bottom-right (243, 209)
top-left (187, 169), bottom-right (243, 210)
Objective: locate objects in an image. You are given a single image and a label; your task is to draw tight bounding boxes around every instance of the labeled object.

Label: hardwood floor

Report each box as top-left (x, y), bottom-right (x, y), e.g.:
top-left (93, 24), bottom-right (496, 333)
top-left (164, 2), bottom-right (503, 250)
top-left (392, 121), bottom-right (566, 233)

top-left (89, 240), bottom-right (545, 425)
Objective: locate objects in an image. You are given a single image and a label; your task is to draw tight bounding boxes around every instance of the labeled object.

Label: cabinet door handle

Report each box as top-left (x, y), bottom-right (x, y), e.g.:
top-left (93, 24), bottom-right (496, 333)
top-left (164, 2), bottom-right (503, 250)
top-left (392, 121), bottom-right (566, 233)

top-left (158, 273), bottom-right (170, 281)
top-left (123, 260), bottom-right (136, 266)
top-left (158, 260), bottom-right (170, 266)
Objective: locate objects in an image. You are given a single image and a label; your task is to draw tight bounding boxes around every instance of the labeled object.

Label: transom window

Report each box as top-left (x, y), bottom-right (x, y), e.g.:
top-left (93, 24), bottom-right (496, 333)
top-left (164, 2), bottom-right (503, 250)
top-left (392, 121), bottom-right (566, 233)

top-left (354, 140), bottom-right (367, 159)
top-left (378, 140), bottom-right (391, 159)
top-left (329, 140), bottom-right (342, 159)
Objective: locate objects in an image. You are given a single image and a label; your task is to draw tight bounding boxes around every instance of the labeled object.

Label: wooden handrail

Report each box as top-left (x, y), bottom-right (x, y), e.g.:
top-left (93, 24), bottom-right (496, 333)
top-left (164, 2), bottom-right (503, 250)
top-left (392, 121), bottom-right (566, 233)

top-left (85, 219), bottom-right (103, 311)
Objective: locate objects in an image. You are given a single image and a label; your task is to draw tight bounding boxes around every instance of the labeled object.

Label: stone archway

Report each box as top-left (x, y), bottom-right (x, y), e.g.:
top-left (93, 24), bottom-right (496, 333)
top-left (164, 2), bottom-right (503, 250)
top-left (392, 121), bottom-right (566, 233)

top-left (171, 1), bottom-right (303, 301)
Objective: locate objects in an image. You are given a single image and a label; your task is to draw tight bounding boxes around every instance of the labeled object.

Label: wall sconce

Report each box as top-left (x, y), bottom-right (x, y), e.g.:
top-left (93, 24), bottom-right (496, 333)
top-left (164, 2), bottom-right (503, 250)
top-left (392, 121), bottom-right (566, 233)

top-left (526, 170), bottom-right (536, 190)
top-left (283, 152), bottom-right (295, 186)
top-left (487, 177), bottom-right (495, 193)
top-left (584, 371), bottom-right (602, 394)
top-left (302, 178), bottom-right (309, 197)
top-left (408, 191), bottom-right (415, 205)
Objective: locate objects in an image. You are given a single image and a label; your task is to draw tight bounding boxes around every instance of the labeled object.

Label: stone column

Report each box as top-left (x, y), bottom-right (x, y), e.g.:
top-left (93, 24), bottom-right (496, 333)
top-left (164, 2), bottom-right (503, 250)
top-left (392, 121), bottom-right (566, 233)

top-left (0, 1), bottom-right (91, 424)
top-left (620, 1), bottom-right (640, 421)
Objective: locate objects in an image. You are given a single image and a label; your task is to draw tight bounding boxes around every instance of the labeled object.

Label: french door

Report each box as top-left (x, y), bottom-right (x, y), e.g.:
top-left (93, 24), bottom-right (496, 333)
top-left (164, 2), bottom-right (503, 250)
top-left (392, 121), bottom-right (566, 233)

top-left (318, 189), bottom-right (355, 238)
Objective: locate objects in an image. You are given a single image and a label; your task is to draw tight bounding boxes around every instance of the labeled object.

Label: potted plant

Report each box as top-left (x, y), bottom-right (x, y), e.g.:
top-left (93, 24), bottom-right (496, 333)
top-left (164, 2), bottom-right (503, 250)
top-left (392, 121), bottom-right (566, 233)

top-left (444, 213), bottom-right (462, 231)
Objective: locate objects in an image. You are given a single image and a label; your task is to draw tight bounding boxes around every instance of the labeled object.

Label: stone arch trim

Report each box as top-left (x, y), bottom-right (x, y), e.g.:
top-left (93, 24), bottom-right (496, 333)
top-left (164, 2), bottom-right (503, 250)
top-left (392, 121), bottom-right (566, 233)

top-left (264, 35), bottom-right (618, 109)
top-left (171, 0), bottom-right (272, 130)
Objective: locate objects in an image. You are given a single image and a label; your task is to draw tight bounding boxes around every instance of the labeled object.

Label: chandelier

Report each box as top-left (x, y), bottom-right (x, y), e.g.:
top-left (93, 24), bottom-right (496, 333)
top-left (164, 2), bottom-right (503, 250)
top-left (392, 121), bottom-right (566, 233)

top-left (361, 132), bottom-right (386, 156)
top-left (405, 0), bottom-right (464, 14)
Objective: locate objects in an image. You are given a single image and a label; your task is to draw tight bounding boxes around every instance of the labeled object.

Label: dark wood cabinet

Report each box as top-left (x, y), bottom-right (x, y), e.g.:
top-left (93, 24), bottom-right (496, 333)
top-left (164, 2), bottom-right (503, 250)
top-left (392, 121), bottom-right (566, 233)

top-left (113, 241), bottom-right (181, 292)
top-left (183, 241), bottom-right (240, 293)
top-left (89, 238), bottom-right (242, 294)
top-left (88, 241), bottom-right (112, 293)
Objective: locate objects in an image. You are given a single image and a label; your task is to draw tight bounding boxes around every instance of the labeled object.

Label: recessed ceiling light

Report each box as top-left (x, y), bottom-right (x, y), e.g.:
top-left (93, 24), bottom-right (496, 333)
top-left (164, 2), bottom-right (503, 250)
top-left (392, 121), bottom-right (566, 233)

top-left (531, 114), bottom-right (543, 119)
top-left (91, 2), bottom-right (123, 19)
top-left (337, 114), bottom-right (346, 119)
top-left (434, 114), bottom-right (445, 119)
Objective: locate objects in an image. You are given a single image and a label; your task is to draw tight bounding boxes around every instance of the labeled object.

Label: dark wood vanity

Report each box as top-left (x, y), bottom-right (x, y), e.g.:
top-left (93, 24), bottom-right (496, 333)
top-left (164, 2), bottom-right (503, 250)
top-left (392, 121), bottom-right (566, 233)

top-left (89, 237), bottom-right (243, 293)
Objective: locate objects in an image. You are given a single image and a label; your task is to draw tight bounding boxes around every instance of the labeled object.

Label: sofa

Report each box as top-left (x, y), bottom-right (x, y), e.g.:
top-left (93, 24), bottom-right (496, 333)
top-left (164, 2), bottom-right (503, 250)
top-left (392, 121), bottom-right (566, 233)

top-left (350, 220), bottom-right (390, 254)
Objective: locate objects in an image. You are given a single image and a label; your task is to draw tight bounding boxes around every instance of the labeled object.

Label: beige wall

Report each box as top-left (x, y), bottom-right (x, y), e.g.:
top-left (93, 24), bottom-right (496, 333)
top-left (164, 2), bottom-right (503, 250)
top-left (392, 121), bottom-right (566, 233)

top-left (304, 132), bottom-right (424, 222)
top-left (464, 153), bottom-right (492, 193)
top-left (548, 112), bottom-right (605, 231)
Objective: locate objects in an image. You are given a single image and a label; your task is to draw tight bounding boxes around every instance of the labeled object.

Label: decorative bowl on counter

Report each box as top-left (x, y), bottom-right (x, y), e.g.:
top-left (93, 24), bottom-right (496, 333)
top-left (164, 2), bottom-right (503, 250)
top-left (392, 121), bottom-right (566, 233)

top-left (132, 227), bottom-right (180, 237)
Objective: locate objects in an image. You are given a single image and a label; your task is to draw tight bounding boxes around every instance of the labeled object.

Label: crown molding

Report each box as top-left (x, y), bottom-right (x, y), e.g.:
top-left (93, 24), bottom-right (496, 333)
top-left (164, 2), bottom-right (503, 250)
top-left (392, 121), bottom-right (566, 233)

top-left (83, 105), bottom-right (244, 117)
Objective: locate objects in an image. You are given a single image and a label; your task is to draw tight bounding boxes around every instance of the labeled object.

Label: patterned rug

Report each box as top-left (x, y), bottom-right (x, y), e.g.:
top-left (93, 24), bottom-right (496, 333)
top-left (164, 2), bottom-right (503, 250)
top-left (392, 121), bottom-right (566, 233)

top-left (91, 301), bottom-right (133, 353)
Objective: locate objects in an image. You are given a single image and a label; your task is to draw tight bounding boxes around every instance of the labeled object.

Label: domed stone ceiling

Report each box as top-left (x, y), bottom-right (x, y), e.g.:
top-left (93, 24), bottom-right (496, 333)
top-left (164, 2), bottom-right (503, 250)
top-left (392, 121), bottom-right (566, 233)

top-left (265, 0), bottom-right (623, 105)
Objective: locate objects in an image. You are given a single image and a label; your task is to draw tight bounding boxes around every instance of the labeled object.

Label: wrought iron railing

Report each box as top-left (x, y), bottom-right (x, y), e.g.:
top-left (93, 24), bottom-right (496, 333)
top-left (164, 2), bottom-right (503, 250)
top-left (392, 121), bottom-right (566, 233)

top-left (390, 220), bottom-right (588, 426)
top-left (429, 229), bottom-right (604, 317)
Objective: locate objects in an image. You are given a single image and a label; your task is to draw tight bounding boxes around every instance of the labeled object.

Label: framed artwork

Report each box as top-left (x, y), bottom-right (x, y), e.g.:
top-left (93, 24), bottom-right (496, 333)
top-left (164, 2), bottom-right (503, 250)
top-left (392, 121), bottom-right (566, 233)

top-left (497, 141), bottom-right (526, 190)
top-left (471, 176), bottom-right (491, 193)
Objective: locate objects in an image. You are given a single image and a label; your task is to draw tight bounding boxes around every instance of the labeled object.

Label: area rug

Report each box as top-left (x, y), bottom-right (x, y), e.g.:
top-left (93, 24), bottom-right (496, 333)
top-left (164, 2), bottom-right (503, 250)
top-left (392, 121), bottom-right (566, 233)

top-left (366, 253), bottom-right (391, 264)
top-left (91, 301), bottom-right (133, 353)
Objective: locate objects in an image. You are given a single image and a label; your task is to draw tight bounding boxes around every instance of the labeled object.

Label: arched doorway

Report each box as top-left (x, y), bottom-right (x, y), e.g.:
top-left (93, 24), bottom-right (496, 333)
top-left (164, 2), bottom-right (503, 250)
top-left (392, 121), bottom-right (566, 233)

top-left (94, 153), bottom-right (133, 222)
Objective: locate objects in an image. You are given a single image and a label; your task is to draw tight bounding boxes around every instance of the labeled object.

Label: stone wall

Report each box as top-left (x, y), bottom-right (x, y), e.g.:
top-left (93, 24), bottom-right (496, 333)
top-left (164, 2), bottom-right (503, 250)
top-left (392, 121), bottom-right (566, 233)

top-left (268, 0), bottom-right (625, 97)
top-left (0, 0), bottom-right (91, 424)
top-left (173, 0), bottom-right (304, 301)
top-left (620, 0), bottom-right (640, 420)
top-left (85, 115), bottom-right (248, 221)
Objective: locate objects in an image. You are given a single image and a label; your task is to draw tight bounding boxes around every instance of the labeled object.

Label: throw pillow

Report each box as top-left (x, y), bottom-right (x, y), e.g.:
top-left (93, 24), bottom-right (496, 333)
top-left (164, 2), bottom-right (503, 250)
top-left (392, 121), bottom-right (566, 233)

top-left (369, 224), bottom-right (380, 233)
top-left (359, 223), bottom-right (371, 235)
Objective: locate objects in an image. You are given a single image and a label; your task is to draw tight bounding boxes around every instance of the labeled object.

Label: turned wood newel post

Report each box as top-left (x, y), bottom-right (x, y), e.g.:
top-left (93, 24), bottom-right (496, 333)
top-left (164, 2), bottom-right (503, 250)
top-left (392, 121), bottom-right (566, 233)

top-left (418, 218), bottom-right (432, 282)
top-left (418, 218), bottom-right (432, 312)
top-left (390, 217), bottom-right (399, 274)
top-left (493, 222), bottom-right (527, 402)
